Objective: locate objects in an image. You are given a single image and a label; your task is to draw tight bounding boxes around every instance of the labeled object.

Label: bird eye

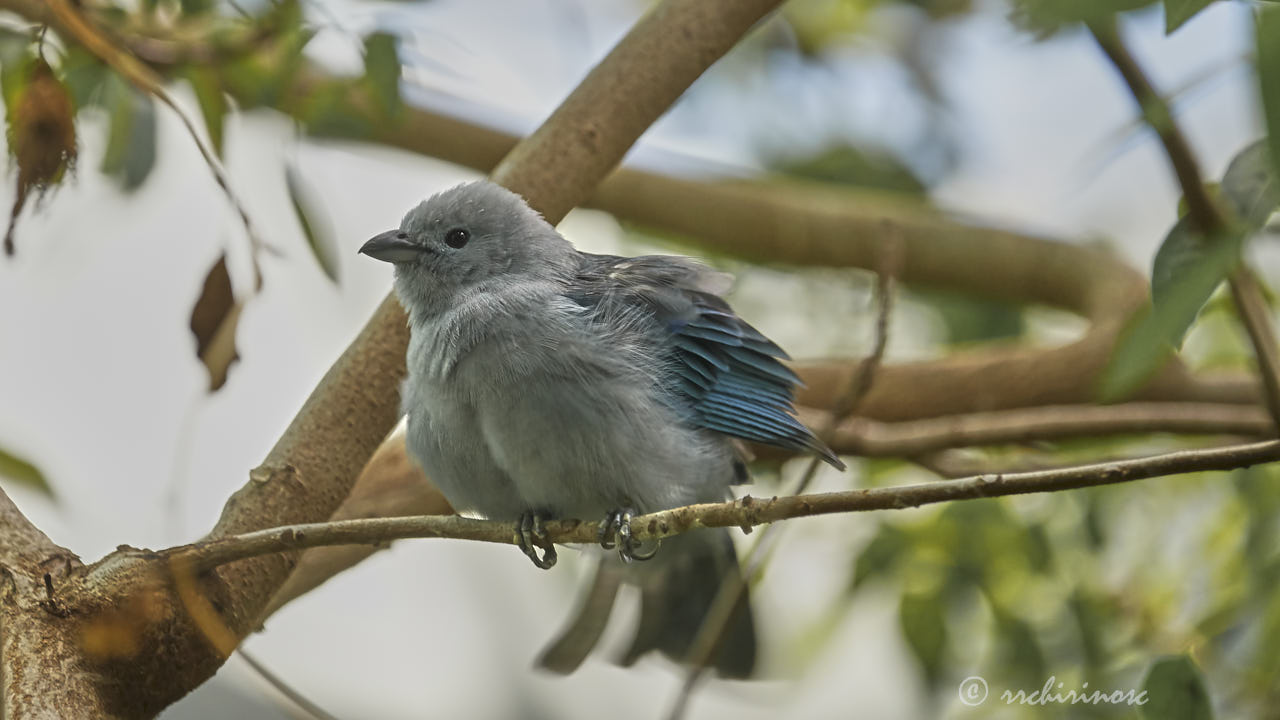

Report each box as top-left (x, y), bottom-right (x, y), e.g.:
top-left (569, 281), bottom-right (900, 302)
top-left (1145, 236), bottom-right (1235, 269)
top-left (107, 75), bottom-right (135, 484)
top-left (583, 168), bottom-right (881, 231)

top-left (444, 228), bottom-right (470, 249)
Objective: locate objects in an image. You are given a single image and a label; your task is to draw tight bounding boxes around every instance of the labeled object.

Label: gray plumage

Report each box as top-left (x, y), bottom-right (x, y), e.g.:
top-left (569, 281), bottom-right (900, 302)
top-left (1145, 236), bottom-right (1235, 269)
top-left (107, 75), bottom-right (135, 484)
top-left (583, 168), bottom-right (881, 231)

top-left (360, 180), bottom-right (843, 677)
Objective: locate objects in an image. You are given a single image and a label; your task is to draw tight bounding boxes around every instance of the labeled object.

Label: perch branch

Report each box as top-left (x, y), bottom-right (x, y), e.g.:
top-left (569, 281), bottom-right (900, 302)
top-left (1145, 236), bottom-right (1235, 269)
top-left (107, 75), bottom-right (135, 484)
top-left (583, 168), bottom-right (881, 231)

top-left (163, 439), bottom-right (1280, 573)
top-left (262, 398), bottom-right (1272, 624)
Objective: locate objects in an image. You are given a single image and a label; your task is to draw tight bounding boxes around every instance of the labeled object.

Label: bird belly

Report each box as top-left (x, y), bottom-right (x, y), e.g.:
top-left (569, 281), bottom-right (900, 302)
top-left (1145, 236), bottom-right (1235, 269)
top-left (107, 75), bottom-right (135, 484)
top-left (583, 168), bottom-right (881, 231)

top-left (403, 378), bottom-right (527, 522)
top-left (474, 370), bottom-right (735, 521)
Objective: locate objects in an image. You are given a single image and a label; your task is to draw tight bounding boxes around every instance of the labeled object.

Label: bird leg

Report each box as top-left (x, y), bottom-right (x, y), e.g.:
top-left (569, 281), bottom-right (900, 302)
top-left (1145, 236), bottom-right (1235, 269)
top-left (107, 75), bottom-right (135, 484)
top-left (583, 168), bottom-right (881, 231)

top-left (598, 508), bottom-right (659, 563)
top-left (517, 512), bottom-right (557, 569)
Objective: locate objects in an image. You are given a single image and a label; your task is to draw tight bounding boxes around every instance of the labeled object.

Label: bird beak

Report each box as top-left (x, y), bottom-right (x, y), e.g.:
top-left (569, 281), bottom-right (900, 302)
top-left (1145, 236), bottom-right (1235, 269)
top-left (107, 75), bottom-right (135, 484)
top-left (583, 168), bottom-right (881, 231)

top-left (359, 230), bottom-right (424, 263)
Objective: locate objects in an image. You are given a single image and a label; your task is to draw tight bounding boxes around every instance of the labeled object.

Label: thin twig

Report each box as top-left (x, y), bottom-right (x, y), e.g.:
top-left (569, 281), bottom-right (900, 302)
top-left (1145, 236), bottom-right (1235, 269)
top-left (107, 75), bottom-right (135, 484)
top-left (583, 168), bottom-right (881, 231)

top-left (830, 228), bottom-right (902, 423)
top-left (162, 440), bottom-right (1280, 576)
top-left (1087, 20), bottom-right (1225, 236)
top-left (911, 442), bottom-right (1255, 479)
top-left (1088, 20), bottom-right (1280, 431)
top-left (1229, 268), bottom-right (1280, 431)
top-left (43, 0), bottom-right (267, 287)
top-left (237, 649), bottom-right (344, 720)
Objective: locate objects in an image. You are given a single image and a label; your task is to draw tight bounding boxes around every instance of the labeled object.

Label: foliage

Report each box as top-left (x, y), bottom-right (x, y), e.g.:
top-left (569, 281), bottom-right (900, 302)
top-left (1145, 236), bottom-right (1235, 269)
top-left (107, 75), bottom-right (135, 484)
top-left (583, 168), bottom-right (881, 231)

top-left (1100, 139), bottom-right (1280, 401)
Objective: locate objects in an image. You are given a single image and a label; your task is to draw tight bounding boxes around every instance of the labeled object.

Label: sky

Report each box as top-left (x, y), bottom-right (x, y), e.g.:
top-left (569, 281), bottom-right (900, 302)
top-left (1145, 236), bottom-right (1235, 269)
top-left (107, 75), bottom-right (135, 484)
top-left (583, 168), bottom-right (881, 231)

top-left (0, 0), bottom-right (1263, 717)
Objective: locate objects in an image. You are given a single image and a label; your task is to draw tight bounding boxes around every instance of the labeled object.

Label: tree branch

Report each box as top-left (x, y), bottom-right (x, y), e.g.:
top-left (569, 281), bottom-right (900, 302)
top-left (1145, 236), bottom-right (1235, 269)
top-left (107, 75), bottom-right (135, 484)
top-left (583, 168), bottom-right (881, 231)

top-left (1229, 267), bottom-right (1280, 430)
top-left (258, 426), bottom-right (452, 621)
top-left (0, 487), bottom-right (94, 718)
top-left (811, 401), bottom-right (1274, 457)
top-left (1089, 20), bottom-right (1280, 432)
top-left (1087, 20), bottom-right (1220, 235)
top-left (162, 439), bottom-right (1280, 574)
top-left (0, 485), bottom-right (67, 568)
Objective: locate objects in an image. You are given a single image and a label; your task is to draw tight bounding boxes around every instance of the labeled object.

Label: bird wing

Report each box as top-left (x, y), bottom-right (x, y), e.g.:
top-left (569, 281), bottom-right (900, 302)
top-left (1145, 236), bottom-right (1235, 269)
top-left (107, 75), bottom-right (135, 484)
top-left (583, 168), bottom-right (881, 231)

top-left (570, 253), bottom-right (845, 470)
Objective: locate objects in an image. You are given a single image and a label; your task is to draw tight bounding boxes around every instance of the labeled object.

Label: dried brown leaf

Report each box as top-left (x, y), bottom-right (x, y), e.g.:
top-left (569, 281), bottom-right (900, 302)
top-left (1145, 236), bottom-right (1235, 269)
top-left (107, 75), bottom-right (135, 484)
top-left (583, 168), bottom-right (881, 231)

top-left (5, 58), bottom-right (77, 256)
top-left (189, 254), bottom-right (241, 392)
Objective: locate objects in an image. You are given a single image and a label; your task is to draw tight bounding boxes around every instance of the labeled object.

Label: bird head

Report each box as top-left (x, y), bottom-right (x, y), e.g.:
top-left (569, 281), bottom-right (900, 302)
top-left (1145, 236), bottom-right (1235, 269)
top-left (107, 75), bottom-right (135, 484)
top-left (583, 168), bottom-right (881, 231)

top-left (360, 181), bottom-right (574, 315)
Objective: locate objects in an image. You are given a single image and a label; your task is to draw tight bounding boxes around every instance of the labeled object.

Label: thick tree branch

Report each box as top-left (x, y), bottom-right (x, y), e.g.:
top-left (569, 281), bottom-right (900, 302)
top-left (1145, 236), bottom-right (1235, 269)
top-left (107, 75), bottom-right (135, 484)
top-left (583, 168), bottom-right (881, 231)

top-left (0, 487), bottom-right (93, 719)
top-left (811, 402), bottom-right (1273, 457)
top-left (258, 427), bottom-right (452, 621)
top-left (162, 440), bottom-right (1280, 573)
top-left (0, 485), bottom-right (66, 568)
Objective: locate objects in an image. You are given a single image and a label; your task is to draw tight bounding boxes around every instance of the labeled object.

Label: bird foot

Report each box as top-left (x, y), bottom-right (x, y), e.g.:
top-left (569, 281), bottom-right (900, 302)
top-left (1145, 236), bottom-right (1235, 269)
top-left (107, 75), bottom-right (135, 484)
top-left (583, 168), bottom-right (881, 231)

top-left (517, 512), bottom-right (557, 569)
top-left (597, 508), bottom-right (659, 563)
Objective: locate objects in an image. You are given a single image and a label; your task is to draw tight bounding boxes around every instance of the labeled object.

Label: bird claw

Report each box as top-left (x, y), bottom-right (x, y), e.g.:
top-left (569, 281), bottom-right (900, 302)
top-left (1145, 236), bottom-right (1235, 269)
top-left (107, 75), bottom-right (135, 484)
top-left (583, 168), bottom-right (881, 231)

top-left (517, 512), bottom-right (557, 569)
top-left (598, 508), bottom-right (659, 563)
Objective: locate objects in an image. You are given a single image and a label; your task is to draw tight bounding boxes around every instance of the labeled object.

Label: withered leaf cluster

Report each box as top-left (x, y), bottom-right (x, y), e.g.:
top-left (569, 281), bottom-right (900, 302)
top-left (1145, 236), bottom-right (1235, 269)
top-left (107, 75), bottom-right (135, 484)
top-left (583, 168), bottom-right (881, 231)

top-left (4, 57), bottom-right (77, 256)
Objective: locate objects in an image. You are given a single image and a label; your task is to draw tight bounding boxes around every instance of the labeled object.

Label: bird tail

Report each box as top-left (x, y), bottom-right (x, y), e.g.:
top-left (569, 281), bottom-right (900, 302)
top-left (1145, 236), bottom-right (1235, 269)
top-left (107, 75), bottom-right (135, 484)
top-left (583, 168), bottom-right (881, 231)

top-left (537, 529), bottom-right (757, 679)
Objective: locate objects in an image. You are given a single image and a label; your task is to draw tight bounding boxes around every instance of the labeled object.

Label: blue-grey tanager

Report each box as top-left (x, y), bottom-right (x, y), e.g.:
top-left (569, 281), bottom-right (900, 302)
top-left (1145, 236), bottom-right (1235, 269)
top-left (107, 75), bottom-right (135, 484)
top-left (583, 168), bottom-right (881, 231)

top-left (359, 180), bottom-right (843, 677)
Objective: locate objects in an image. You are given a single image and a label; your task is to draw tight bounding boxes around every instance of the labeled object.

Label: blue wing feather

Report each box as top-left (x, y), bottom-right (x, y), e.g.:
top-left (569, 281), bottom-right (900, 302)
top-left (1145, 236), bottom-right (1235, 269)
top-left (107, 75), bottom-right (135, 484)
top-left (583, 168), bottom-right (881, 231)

top-left (571, 253), bottom-right (845, 471)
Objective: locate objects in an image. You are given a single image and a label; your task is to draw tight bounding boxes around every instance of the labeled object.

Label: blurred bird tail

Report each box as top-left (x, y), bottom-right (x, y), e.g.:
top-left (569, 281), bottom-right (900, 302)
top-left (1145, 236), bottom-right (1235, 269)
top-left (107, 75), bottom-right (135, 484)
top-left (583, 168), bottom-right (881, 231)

top-left (537, 529), bottom-right (757, 679)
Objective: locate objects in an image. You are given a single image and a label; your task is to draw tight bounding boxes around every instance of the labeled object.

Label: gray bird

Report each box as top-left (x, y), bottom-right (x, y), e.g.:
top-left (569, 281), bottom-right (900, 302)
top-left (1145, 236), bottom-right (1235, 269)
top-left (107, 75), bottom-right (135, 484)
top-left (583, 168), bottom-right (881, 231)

top-left (360, 180), bottom-right (844, 677)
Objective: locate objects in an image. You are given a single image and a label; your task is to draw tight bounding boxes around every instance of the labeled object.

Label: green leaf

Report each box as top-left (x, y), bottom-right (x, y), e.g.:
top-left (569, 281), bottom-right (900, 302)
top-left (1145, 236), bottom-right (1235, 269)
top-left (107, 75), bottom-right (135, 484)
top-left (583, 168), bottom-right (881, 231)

top-left (0, 445), bottom-right (53, 497)
top-left (179, 0), bottom-right (214, 14)
top-left (850, 523), bottom-right (908, 588)
top-left (772, 144), bottom-right (926, 195)
top-left (1141, 655), bottom-right (1213, 720)
top-left (301, 82), bottom-right (372, 138)
top-left (362, 32), bottom-right (402, 119)
top-left (1010, 0), bottom-right (1156, 36)
top-left (1099, 225), bottom-right (1240, 400)
top-left (1069, 590), bottom-right (1111, 668)
top-left (0, 49), bottom-right (31, 120)
top-left (1219, 138), bottom-right (1280, 227)
top-left (285, 163), bottom-right (340, 283)
top-left (1261, 6), bottom-right (1280, 198)
top-left (993, 613), bottom-right (1046, 688)
top-left (59, 46), bottom-right (109, 110)
top-left (186, 67), bottom-right (226, 157)
top-left (1165, 0), bottom-right (1216, 33)
top-left (99, 74), bottom-right (156, 191)
top-left (0, 30), bottom-right (30, 110)
top-left (913, 289), bottom-right (1024, 344)
top-left (1098, 136), bottom-right (1280, 401)
top-left (899, 591), bottom-right (948, 687)
top-left (1150, 217), bottom-right (1240, 313)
